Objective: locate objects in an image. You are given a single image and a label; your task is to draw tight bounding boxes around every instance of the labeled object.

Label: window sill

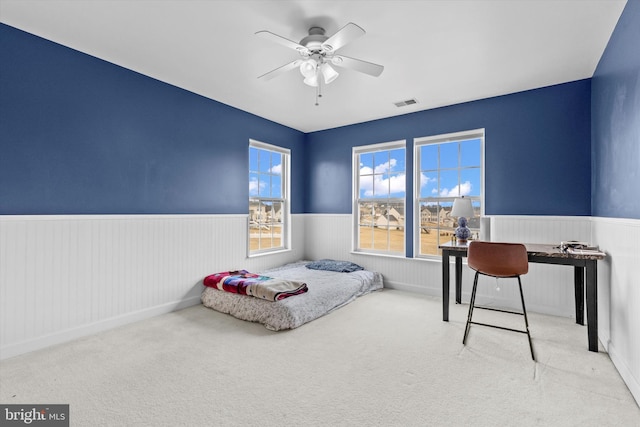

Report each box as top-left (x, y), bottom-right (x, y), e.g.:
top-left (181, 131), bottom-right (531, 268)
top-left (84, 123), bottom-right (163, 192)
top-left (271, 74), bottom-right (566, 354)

top-left (247, 248), bottom-right (291, 259)
top-left (350, 251), bottom-right (406, 259)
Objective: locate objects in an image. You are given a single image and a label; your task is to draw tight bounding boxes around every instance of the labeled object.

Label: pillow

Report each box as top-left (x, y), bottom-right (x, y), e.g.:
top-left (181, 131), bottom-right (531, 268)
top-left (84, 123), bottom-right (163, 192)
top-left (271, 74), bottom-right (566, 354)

top-left (305, 259), bottom-right (364, 273)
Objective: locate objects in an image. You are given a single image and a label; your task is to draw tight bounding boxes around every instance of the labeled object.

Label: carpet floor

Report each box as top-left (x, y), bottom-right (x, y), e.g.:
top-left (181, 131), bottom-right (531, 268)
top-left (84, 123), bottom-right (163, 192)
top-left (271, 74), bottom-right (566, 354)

top-left (1, 289), bottom-right (639, 426)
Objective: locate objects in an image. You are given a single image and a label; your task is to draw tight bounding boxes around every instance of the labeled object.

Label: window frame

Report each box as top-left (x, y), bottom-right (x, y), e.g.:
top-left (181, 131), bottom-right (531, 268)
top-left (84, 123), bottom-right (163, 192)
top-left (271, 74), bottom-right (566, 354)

top-left (352, 140), bottom-right (407, 257)
top-left (413, 129), bottom-right (485, 259)
top-left (248, 139), bottom-right (291, 257)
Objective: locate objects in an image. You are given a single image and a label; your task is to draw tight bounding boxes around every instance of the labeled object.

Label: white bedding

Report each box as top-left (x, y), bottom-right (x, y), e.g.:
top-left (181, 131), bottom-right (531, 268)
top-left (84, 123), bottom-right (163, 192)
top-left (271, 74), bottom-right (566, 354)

top-left (201, 261), bottom-right (383, 330)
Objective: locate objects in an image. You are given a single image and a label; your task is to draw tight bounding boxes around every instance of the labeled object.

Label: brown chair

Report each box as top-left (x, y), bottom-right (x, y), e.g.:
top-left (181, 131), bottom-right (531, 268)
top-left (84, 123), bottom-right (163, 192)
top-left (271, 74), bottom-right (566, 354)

top-left (463, 241), bottom-right (535, 360)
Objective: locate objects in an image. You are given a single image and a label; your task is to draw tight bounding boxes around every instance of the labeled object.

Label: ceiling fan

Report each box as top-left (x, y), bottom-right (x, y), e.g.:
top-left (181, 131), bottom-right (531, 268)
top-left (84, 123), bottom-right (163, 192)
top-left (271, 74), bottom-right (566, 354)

top-left (256, 22), bottom-right (384, 104)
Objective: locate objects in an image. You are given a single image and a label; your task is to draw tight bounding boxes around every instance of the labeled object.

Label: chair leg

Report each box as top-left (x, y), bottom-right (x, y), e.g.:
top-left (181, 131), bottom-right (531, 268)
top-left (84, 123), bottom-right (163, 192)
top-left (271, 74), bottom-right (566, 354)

top-left (463, 272), bottom-right (480, 345)
top-left (518, 276), bottom-right (535, 361)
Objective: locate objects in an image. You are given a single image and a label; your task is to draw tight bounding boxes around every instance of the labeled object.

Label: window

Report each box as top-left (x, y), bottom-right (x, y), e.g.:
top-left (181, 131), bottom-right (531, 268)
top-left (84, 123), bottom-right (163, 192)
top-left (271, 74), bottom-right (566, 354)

top-left (353, 140), bottom-right (406, 255)
top-left (414, 130), bottom-right (484, 257)
top-left (249, 139), bottom-right (290, 255)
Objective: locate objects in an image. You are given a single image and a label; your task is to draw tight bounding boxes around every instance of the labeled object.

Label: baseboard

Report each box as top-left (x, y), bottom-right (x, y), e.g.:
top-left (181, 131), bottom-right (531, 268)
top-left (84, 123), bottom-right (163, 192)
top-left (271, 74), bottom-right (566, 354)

top-left (384, 280), bottom-right (440, 296)
top-left (0, 296), bottom-right (202, 361)
top-left (608, 341), bottom-right (640, 407)
top-left (599, 328), bottom-right (611, 353)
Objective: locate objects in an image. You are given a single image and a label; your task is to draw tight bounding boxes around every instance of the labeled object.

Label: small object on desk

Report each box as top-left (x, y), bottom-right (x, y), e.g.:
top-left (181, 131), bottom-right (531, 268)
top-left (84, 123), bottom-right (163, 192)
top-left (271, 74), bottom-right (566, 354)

top-left (560, 241), bottom-right (598, 252)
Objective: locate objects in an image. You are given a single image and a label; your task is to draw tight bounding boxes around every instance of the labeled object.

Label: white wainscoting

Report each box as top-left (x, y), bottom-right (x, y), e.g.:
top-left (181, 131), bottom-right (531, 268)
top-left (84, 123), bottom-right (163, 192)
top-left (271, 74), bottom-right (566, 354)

top-left (592, 217), bottom-right (640, 405)
top-left (0, 214), bottom-right (304, 359)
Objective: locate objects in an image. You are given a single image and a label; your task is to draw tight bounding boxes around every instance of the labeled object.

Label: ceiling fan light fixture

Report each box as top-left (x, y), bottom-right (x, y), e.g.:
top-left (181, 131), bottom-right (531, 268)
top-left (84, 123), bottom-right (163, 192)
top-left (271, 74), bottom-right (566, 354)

top-left (303, 74), bottom-right (319, 87)
top-left (320, 63), bottom-right (339, 84)
top-left (299, 59), bottom-right (317, 78)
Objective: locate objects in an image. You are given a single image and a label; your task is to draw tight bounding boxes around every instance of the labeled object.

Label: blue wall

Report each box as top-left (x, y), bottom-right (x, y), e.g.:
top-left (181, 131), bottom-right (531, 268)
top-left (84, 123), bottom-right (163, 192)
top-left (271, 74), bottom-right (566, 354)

top-left (592, 0), bottom-right (640, 220)
top-left (0, 23), bottom-right (305, 215)
top-left (1, 22), bottom-right (597, 219)
top-left (305, 80), bottom-right (592, 216)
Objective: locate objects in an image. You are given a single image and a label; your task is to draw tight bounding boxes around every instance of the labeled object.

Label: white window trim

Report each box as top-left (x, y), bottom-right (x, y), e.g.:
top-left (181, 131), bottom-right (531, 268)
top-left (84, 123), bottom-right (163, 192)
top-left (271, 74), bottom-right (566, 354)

top-left (248, 139), bottom-right (291, 257)
top-left (413, 129), bottom-right (485, 259)
top-left (352, 139), bottom-right (407, 256)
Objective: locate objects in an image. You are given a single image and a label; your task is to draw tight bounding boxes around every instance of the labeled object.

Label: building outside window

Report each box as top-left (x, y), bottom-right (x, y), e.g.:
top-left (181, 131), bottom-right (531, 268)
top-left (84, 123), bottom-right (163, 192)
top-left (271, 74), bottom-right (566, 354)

top-left (249, 139), bottom-right (290, 255)
top-left (414, 129), bottom-right (484, 257)
top-left (353, 140), bottom-right (406, 255)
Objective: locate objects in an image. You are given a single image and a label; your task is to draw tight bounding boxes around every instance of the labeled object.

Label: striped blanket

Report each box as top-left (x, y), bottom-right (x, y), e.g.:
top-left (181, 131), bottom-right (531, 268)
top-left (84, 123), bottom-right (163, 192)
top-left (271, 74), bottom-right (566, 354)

top-left (203, 270), bottom-right (308, 302)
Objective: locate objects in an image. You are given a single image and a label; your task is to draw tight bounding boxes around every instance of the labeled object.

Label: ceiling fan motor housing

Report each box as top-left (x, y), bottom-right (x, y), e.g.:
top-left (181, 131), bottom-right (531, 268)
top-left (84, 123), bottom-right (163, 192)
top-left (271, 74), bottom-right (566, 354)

top-left (300, 27), bottom-right (330, 52)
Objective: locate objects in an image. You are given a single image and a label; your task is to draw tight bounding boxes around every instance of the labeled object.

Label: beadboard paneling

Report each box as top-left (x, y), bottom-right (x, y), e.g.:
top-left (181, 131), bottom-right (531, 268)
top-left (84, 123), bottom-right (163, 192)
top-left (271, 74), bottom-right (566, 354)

top-left (489, 215), bottom-right (592, 244)
top-left (0, 214), bottom-right (304, 359)
top-left (592, 216), bottom-right (640, 404)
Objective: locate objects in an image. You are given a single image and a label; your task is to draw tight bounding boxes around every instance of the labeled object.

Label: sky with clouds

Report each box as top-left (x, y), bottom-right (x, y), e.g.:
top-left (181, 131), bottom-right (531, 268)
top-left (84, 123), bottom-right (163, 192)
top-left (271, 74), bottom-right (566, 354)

top-left (249, 139), bottom-right (481, 200)
top-left (358, 139), bottom-right (481, 199)
top-left (249, 147), bottom-right (282, 198)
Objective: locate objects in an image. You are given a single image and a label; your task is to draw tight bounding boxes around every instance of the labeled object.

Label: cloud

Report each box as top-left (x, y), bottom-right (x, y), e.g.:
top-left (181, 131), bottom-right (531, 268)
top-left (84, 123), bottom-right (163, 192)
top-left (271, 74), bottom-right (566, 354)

top-left (249, 177), bottom-right (266, 195)
top-left (360, 159), bottom-right (405, 196)
top-left (249, 163), bottom-right (281, 195)
top-left (439, 181), bottom-right (472, 197)
top-left (375, 158), bottom-right (396, 174)
top-left (420, 172), bottom-right (435, 188)
top-left (270, 164), bottom-right (282, 174)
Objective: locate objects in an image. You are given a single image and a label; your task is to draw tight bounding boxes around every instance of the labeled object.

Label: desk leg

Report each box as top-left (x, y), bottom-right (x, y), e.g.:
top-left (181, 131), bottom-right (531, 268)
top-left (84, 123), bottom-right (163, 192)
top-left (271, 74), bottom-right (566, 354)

top-left (455, 257), bottom-right (462, 304)
top-left (574, 266), bottom-right (585, 325)
top-left (586, 260), bottom-right (598, 352)
top-left (442, 252), bottom-right (450, 321)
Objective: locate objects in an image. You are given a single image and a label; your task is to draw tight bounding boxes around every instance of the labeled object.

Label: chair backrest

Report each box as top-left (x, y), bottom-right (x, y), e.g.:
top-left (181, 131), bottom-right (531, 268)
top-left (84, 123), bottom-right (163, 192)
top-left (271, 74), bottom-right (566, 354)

top-left (467, 241), bottom-right (528, 277)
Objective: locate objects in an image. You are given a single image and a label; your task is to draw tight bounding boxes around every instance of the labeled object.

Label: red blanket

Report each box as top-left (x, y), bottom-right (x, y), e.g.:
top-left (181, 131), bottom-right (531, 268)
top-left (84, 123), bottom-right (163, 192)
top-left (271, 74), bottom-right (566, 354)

top-left (203, 270), bottom-right (308, 301)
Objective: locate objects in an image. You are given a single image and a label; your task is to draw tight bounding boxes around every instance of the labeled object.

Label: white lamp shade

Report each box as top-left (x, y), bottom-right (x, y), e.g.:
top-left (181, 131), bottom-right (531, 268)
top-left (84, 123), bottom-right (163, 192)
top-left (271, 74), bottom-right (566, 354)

top-left (451, 197), bottom-right (474, 218)
top-left (320, 63), bottom-right (339, 84)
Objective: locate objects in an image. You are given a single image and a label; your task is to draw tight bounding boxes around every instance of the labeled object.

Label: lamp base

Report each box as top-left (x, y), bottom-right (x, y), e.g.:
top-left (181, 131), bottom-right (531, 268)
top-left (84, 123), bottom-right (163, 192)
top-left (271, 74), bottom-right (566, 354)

top-left (455, 224), bottom-right (471, 242)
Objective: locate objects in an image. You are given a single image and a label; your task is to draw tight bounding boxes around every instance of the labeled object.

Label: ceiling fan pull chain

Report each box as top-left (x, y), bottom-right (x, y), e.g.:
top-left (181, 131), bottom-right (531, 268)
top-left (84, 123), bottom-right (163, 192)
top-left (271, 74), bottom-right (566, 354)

top-left (315, 68), bottom-right (322, 106)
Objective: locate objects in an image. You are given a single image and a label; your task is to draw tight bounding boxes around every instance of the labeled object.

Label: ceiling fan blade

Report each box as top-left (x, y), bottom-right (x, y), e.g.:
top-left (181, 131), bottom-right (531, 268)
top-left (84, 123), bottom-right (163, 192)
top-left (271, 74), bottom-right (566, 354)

top-left (331, 55), bottom-right (384, 77)
top-left (255, 30), bottom-right (309, 55)
top-left (257, 60), bottom-right (302, 81)
top-left (321, 22), bottom-right (365, 52)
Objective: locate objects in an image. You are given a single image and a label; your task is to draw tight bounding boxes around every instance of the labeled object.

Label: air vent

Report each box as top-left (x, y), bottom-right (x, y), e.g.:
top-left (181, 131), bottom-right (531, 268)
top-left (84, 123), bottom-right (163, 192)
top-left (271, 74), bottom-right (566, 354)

top-left (394, 98), bottom-right (418, 107)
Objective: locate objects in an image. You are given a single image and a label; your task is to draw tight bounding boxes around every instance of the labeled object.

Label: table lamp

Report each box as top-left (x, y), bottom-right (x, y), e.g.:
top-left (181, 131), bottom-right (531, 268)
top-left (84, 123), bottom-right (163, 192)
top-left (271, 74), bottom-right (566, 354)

top-left (451, 196), bottom-right (474, 242)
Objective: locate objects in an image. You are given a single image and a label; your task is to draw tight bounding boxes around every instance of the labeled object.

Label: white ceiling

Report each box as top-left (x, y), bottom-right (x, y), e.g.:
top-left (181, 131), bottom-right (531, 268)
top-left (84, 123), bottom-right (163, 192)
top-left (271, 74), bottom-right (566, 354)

top-left (1, 0), bottom-right (627, 133)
